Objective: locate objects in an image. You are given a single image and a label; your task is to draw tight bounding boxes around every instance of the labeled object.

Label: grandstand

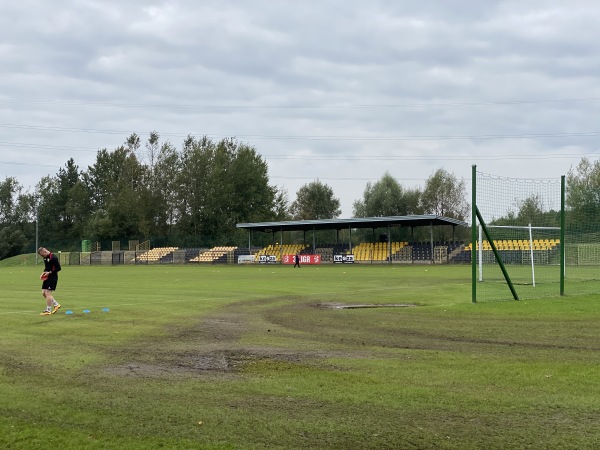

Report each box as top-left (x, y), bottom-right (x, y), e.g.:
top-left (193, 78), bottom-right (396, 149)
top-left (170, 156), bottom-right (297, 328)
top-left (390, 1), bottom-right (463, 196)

top-left (60, 240), bottom-right (561, 265)
top-left (191, 246), bottom-right (238, 263)
top-left (129, 246), bottom-right (240, 265)
top-left (465, 239), bottom-right (560, 252)
top-left (457, 239), bottom-right (561, 264)
top-left (251, 241), bottom-right (469, 264)
top-left (248, 239), bottom-right (560, 265)
top-left (314, 244), bottom-right (349, 263)
top-left (174, 248), bottom-right (202, 264)
top-left (60, 240), bottom-right (528, 265)
top-left (237, 215), bottom-right (468, 264)
top-left (254, 244), bottom-right (308, 262)
top-left (136, 247), bottom-right (179, 263)
top-left (352, 241), bottom-right (407, 262)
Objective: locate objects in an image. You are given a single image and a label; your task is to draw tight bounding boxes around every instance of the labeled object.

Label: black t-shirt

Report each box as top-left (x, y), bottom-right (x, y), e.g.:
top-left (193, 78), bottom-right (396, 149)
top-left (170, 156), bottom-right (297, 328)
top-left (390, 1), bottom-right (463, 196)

top-left (43, 253), bottom-right (62, 279)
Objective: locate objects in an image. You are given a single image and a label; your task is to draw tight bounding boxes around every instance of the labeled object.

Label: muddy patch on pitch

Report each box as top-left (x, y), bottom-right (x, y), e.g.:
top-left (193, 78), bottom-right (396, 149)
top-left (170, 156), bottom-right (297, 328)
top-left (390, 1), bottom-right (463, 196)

top-left (105, 352), bottom-right (245, 378)
top-left (99, 297), bottom-right (407, 380)
top-left (103, 349), bottom-right (332, 379)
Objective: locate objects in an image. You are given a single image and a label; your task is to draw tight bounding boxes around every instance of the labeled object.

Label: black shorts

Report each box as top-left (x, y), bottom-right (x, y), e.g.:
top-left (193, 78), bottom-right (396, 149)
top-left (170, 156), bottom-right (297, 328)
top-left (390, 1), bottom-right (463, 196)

top-left (42, 278), bottom-right (58, 291)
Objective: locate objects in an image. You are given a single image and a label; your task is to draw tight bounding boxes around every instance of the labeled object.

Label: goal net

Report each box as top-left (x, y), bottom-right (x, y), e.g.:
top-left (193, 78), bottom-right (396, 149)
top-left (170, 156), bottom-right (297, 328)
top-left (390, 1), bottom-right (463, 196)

top-left (472, 168), bottom-right (562, 302)
top-left (473, 166), bottom-right (600, 301)
top-left (476, 224), bottom-right (560, 294)
top-left (563, 181), bottom-right (600, 293)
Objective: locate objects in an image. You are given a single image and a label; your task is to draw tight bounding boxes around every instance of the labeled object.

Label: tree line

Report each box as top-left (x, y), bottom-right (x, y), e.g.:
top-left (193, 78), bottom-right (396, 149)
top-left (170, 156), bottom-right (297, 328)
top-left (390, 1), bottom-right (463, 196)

top-left (2, 133), bottom-right (595, 259)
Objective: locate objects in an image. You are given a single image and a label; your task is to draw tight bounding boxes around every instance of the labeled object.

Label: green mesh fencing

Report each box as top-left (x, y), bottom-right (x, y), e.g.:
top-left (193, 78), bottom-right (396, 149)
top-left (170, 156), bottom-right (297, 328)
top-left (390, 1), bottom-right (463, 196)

top-left (473, 167), bottom-right (562, 301)
top-left (473, 165), bottom-right (600, 301)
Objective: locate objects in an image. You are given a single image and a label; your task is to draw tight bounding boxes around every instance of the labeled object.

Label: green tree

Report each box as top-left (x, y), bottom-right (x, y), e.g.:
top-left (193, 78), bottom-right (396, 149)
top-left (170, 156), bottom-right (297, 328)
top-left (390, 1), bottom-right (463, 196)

top-left (490, 194), bottom-right (560, 237)
top-left (404, 187), bottom-right (423, 215)
top-left (65, 180), bottom-right (93, 239)
top-left (0, 177), bottom-right (22, 224)
top-left (56, 159), bottom-right (84, 239)
top-left (420, 168), bottom-right (469, 242)
top-left (175, 136), bottom-right (278, 244)
top-left (353, 172), bottom-right (422, 217)
top-left (7, 132), bottom-right (324, 250)
top-left (203, 138), bottom-right (236, 237)
top-left (0, 176), bottom-right (35, 227)
top-left (35, 160), bottom-right (90, 247)
top-left (0, 226), bottom-right (27, 259)
top-left (290, 180), bottom-right (341, 220)
top-left (566, 157), bottom-right (600, 224)
top-left (420, 169), bottom-right (469, 220)
top-left (35, 175), bottom-right (61, 243)
top-left (153, 140), bottom-right (181, 237)
top-left (34, 158), bottom-right (91, 243)
top-left (0, 177), bottom-right (31, 258)
top-left (227, 141), bottom-right (277, 224)
top-left (145, 131), bottom-right (160, 184)
top-left (177, 136), bottom-right (214, 243)
top-left (84, 148), bottom-right (121, 210)
top-left (517, 195), bottom-right (545, 225)
top-left (272, 187), bottom-right (291, 221)
top-left (125, 133), bottom-right (141, 154)
top-left (83, 147), bottom-right (148, 241)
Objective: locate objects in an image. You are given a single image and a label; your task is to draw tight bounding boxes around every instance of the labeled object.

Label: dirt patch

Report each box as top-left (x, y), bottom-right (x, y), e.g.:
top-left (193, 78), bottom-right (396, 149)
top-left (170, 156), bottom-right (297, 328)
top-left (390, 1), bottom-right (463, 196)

top-left (100, 299), bottom-right (357, 379)
top-left (98, 296), bottom-right (600, 381)
top-left (104, 351), bottom-right (248, 379)
top-left (102, 347), bottom-right (349, 379)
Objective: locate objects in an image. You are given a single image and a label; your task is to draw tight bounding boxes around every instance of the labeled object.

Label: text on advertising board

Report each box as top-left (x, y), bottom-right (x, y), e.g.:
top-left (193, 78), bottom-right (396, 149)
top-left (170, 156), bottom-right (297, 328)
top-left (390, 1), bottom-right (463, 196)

top-left (282, 254), bottom-right (321, 265)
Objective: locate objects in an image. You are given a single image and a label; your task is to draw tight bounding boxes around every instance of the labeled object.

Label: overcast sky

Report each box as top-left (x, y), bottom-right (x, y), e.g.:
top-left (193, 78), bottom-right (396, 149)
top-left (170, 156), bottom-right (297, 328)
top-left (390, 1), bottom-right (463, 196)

top-left (1, 0), bottom-right (599, 217)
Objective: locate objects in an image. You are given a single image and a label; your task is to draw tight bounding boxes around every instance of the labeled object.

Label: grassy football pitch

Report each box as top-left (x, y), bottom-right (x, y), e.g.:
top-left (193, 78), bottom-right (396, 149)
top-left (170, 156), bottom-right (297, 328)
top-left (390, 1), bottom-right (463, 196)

top-left (1, 261), bottom-right (599, 449)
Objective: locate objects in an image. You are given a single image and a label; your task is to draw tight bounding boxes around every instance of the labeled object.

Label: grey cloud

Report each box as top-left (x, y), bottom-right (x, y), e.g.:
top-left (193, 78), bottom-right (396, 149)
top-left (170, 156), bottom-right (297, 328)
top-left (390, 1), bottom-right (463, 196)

top-left (0, 0), bottom-right (599, 217)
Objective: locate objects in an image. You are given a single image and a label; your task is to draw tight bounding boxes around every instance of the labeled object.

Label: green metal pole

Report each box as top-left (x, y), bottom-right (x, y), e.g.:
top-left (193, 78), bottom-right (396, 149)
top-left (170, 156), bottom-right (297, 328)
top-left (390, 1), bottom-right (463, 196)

top-left (477, 207), bottom-right (519, 301)
top-left (560, 175), bottom-right (565, 296)
top-left (472, 165), bottom-right (477, 303)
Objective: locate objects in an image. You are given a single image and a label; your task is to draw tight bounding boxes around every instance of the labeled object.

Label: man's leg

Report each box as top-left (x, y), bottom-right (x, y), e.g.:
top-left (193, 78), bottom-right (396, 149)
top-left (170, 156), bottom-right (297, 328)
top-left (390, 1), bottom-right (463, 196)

top-left (42, 289), bottom-right (61, 314)
top-left (41, 290), bottom-right (52, 314)
top-left (48, 289), bottom-right (61, 313)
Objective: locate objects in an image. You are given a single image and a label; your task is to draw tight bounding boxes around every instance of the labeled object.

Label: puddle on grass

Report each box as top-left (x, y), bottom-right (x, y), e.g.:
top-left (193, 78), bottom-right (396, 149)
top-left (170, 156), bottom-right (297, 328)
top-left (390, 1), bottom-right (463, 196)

top-left (319, 303), bottom-right (417, 309)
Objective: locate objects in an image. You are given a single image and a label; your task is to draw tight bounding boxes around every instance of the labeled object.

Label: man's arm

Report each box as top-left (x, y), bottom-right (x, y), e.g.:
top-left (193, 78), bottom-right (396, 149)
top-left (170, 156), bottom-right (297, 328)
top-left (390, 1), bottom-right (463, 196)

top-left (51, 254), bottom-right (62, 274)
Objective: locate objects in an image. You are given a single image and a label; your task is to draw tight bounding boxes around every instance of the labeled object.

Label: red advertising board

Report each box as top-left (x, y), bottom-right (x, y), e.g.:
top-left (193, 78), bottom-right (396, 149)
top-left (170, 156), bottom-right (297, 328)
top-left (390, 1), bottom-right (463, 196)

top-left (282, 254), bottom-right (321, 265)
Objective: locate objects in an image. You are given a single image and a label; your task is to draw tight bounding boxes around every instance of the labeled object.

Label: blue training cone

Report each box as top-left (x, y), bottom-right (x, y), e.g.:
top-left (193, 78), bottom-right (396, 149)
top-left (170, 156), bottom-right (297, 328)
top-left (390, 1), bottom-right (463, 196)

top-left (83, 309), bottom-right (91, 314)
top-left (65, 310), bottom-right (73, 315)
top-left (102, 307), bottom-right (110, 312)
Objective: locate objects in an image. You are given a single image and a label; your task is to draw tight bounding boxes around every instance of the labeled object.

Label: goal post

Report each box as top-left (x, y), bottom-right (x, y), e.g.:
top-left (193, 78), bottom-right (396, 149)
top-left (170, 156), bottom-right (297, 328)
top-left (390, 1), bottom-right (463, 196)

top-left (479, 224), bottom-right (561, 287)
top-left (472, 165), bottom-right (565, 302)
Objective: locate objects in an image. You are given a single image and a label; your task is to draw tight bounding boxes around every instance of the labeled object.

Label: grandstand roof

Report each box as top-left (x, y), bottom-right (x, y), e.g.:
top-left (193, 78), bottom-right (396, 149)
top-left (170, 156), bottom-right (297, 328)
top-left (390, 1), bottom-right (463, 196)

top-left (237, 215), bottom-right (468, 232)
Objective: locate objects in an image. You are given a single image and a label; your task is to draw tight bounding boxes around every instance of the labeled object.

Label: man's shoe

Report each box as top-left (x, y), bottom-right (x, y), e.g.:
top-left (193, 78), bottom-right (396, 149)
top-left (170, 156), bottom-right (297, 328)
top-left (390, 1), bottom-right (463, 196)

top-left (52, 304), bottom-right (61, 314)
top-left (40, 311), bottom-right (52, 316)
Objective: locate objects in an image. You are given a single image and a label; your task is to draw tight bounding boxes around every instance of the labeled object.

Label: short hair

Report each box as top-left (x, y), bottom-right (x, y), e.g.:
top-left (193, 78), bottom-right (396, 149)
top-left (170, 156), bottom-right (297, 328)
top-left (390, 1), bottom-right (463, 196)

top-left (37, 247), bottom-right (46, 255)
